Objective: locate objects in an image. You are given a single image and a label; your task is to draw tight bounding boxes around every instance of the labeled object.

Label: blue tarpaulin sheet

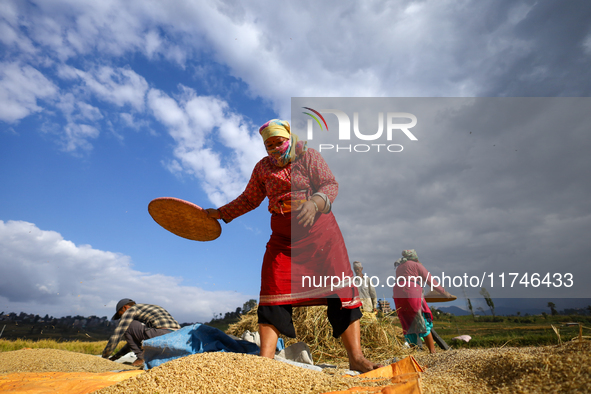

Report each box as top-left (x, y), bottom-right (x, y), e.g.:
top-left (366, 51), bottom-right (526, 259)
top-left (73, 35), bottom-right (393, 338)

top-left (143, 323), bottom-right (283, 369)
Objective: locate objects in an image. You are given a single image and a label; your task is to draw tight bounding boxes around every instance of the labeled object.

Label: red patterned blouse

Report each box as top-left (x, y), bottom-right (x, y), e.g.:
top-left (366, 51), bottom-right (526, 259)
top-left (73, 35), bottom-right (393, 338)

top-left (218, 148), bottom-right (338, 222)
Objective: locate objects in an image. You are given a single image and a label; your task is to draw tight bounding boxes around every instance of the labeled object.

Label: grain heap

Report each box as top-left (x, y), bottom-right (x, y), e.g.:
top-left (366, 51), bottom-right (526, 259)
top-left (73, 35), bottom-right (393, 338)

top-left (416, 341), bottom-right (591, 393)
top-left (0, 348), bottom-right (137, 374)
top-left (226, 306), bottom-right (404, 365)
top-left (94, 351), bottom-right (389, 394)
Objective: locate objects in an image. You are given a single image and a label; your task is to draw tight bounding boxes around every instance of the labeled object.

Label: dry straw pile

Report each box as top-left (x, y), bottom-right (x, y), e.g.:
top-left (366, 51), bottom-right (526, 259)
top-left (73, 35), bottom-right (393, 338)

top-left (95, 351), bottom-right (389, 394)
top-left (226, 306), bottom-right (404, 365)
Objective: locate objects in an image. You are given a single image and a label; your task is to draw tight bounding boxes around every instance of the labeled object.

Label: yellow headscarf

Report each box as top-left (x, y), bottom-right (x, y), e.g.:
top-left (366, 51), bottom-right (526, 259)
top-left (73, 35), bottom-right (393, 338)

top-left (258, 119), bottom-right (307, 167)
top-left (259, 119), bottom-right (291, 141)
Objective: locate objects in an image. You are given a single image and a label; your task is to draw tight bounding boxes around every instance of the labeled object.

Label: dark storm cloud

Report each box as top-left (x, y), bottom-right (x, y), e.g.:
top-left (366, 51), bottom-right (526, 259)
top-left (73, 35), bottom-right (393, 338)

top-left (292, 98), bottom-right (591, 300)
top-left (448, 0), bottom-right (591, 96)
top-left (486, 0), bottom-right (591, 96)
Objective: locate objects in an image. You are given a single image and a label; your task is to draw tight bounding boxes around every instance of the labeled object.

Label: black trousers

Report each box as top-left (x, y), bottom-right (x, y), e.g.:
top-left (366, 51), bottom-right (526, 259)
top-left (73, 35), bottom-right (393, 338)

top-left (124, 320), bottom-right (172, 359)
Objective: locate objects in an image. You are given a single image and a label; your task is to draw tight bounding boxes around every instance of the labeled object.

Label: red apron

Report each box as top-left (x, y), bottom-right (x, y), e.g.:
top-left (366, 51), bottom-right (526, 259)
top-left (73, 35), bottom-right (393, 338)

top-left (259, 210), bottom-right (360, 309)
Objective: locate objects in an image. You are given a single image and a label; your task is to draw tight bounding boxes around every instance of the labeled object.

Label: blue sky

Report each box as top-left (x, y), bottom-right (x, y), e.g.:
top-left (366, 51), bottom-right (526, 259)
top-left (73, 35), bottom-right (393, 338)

top-left (1, 0), bottom-right (591, 323)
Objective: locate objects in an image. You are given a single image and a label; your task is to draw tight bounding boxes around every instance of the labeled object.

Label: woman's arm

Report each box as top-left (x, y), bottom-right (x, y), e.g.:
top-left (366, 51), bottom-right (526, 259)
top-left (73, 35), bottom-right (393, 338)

top-left (296, 194), bottom-right (326, 227)
top-left (207, 161), bottom-right (267, 223)
top-left (306, 149), bottom-right (338, 204)
top-left (296, 149), bottom-right (337, 226)
top-left (417, 263), bottom-right (448, 295)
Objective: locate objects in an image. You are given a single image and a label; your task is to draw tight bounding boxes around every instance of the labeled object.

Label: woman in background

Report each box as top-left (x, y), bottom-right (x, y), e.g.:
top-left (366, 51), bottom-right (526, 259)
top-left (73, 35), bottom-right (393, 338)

top-left (393, 249), bottom-right (451, 353)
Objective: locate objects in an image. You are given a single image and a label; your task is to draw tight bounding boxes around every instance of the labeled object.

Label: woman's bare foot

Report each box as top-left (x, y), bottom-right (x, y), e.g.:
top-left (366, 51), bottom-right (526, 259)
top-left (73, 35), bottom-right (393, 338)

top-left (349, 354), bottom-right (383, 373)
top-left (340, 319), bottom-right (384, 373)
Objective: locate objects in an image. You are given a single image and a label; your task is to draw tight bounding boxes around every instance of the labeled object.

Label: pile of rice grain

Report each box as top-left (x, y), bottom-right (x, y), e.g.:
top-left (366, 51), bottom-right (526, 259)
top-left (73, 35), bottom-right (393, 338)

top-left (94, 352), bottom-right (388, 394)
top-left (416, 342), bottom-right (591, 394)
top-left (0, 348), bottom-right (137, 374)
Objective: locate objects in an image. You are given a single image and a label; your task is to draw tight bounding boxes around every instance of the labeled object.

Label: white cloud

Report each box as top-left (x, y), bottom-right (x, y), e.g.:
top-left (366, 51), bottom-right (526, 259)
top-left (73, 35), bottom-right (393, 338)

top-left (46, 65), bottom-right (149, 153)
top-left (144, 29), bottom-right (162, 59)
top-left (61, 123), bottom-right (100, 153)
top-left (120, 112), bottom-right (152, 133)
top-left (77, 101), bottom-right (103, 122)
top-left (148, 87), bottom-right (266, 206)
top-left (56, 93), bottom-right (103, 123)
top-left (0, 1), bottom-right (452, 121)
top-left (4, 0), bottom-right (192, 65)
top-left (0, 19), bottom-right (37, 56)
top-left (58, 65), bottom-right (148, 111)
top-left (5, 0), bottom-right (591, 117)
top-left (0, 62), bottom-right (58, 123)
top-left (4, 0), bottom-right (589, 157)
top-left (583, 31), bottom-right (591, 56)
top-left (0, 220), bottom-right (246, 322)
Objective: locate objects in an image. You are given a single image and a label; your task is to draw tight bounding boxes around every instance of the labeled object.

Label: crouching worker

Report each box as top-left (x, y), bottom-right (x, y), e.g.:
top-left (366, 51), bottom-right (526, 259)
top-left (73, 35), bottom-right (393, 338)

top-left (102, 298), bottom-right (180, 367)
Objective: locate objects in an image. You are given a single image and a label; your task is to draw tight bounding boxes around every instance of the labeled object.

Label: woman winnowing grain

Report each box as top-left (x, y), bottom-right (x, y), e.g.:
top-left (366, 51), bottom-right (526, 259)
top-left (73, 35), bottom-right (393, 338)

top-left (206, 119), bottom-right (380, 372)
top-left (393, 249), bottom-right (451, 353)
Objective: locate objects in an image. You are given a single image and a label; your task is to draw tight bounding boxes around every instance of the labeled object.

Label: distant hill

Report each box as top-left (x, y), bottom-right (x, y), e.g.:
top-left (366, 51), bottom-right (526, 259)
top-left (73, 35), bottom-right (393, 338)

top-left (437, 305), bottom-right (548, 316)
top-left (436, 298), bottom-right (591, 317)
top-left (436, 306), bottom-right (472, 316)
top-left (436, 305), bottom-right (586, 317)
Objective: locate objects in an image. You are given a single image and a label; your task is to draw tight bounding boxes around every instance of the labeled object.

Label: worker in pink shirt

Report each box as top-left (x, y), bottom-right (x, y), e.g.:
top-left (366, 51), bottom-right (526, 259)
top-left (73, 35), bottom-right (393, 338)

top-left (393, 249), bottom-right (451, 353)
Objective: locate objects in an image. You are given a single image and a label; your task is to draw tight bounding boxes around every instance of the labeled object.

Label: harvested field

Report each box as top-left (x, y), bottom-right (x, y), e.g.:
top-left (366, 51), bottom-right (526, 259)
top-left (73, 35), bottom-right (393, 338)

top-left (3, 317), bottom-right (589, 393)
top-left (1, 342), bottom-right (589, 393)
top-left (95, 342), bottom-right (591, 393)
top-left (94, 351), bottom-right (389, 394)
top-left (415, 341), bottom-right (591, 393)
top-left (0, 348), bottom-right (138, 374)
top-left (226, 306), bottom-right (404, 365)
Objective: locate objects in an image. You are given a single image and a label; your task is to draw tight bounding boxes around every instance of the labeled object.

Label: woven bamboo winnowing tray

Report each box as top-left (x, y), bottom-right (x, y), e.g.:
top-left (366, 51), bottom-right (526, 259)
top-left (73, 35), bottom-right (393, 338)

top-left (148, 197), bottom-right (222, 241)
top-left (424, 290), bottom-right (457, 303)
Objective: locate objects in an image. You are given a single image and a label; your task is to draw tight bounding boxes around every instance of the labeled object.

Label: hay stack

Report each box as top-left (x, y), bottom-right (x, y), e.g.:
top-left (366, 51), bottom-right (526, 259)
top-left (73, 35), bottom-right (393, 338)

top-left (226, 305), bottom-right (404, 365)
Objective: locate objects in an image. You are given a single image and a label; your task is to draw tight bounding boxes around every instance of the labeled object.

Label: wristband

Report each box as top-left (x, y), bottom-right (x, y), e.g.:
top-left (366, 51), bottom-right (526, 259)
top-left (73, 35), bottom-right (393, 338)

top-left (311, 199), bottom-right (319, 212)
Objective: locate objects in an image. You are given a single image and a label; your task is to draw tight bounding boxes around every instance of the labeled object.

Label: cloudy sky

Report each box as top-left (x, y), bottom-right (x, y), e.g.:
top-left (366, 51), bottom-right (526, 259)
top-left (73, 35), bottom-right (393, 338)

top-left (292, 97), bottom-right (590, 302)
top-left (1, 0), bottom-right (590, 323)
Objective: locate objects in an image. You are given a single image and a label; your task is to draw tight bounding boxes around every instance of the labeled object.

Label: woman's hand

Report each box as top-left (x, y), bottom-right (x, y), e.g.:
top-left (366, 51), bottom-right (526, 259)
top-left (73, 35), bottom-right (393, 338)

top-left (205, 208), bottom-right (221, 220)
top-left (296, 200), bottom-right (318, 227)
